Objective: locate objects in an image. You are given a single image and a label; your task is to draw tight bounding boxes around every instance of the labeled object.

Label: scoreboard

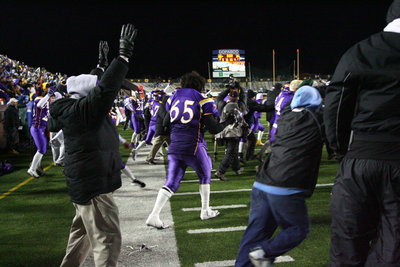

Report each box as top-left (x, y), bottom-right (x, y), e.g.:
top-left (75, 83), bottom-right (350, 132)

top-left (212, 49), bottom-right (246, 78)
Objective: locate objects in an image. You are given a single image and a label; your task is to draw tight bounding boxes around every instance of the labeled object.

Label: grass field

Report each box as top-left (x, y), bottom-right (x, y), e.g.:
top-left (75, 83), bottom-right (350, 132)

top-left (0, 126), bottom-right (338, 267)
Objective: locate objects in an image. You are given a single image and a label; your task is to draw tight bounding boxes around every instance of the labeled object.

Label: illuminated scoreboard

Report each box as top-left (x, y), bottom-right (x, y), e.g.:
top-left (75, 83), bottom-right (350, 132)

top-left (212, 49), bottom-right (246, 78)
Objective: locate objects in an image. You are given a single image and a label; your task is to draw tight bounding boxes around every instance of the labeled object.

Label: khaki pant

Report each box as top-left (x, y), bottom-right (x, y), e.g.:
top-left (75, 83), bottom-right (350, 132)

top-left (146, 135), bottom-right (170, 161)
top-left (60, 193), bottom-right (121, 267)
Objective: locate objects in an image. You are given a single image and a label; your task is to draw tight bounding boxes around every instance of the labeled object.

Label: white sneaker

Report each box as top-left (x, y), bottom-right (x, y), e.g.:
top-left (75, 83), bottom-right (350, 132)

top-left (146, 214), bottom-right (170, 229)
top-left (200, 208), bottom-right (220, 220)
top-left (27, 169), bottom-right (40, 178)
top-left (249, 247), bottom-right (273, 267)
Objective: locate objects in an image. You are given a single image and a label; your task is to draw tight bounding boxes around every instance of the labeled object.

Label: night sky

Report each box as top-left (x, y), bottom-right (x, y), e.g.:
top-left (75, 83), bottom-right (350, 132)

top-left (0, 1), bottom-right (394, 79)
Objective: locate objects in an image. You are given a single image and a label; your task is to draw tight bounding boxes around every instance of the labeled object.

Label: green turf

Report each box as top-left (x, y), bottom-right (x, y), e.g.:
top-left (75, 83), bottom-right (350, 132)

top-left (0, 127), bottom-right (133, 267)
top-left (0, 125), bottom-right (339, 266)
top-left (170, 133), bottom-right (338, 267)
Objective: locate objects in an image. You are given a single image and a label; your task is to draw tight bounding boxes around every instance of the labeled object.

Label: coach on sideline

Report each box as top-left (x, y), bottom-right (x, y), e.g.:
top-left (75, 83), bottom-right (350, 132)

top-left (48, 24), bottom-right (137, 267)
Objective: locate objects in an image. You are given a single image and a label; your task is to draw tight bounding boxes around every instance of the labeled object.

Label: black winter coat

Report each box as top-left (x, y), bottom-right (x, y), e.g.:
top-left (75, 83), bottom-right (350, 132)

top-left (4, 105), bottom-right (19, 131)
top-left (255, 108), bottom-right (324, 197)
top-left (324, 31), bottom-right (400, 158)
top-left (48, 57), bottom-right (128, 204)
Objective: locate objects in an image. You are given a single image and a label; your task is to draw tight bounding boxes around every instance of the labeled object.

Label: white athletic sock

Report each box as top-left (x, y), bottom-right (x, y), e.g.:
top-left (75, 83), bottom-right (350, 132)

top-left (199, 184), bottom-right (210, 211)
top-left (131, 132), bottom-right (137, 143)
top-left (121, 166), bottom-right (136, 182)
top-left (238, 141), bottom-right (244, 153)
top-left (257, 131), bottom-right (264, 141)
top-left (149, 188), bottom-right (173, 216)
top-left (135, 140), bottom-right (146, 151)
top-left (29, 152), bottom-right (43, 171)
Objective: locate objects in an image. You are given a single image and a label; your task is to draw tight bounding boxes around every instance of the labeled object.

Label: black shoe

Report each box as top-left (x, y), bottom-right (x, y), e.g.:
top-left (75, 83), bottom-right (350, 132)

top-left (215, 171), bottom-right (227, 181)
top-left (132, 179), bottom-right (146, 188)
top-left (37, 167), bottom-right (46, 176)
top-left (146, 159), bottom-right (156, 165)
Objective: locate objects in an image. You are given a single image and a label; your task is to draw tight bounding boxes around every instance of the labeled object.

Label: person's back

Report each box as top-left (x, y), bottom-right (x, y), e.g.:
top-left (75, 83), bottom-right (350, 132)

top-left (167, 87), bottom-right (212, 155)
top-left (324, 2), bottom-right (400, 266)
top-left (47, 25), bottom-right (138, 267)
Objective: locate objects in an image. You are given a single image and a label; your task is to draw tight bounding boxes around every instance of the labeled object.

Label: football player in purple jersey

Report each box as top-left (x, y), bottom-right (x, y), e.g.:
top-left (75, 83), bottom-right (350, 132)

top-left (132, 90), bottom-right (164, 159)
top-left (253, 93), bottom-right (266, 146)
top-left (27, 89), bottom-right (56, 178)
top-left (146, 71), bottom-right (237, 229)
top-left (128, 91), bottom-right (145, 146)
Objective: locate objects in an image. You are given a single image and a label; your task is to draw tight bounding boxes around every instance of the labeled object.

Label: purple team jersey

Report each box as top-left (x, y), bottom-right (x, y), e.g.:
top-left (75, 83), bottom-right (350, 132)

top-left (150, 100), bottom-right (161, 124)
top-left (32, 97), bottom-right (49, 128)
top-left (130, 97), bottom-right (144, 116)
top-left (166, 88), bottom-right (215, 155)
top-left (269, 89), bottom-right (294, 142)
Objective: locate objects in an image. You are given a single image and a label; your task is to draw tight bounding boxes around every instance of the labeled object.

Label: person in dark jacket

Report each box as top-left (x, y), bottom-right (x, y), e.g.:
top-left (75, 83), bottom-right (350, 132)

top-left (243, 89), bottom-right (274, 161)
top-left (324, 1), bottom-right (400, 265)
top-left (235, 86), bottom-right (323, 267)
top-left (145, 94), bottom-right (171, 164)
top-left (48, 24), bottom-right (137, 267)
top-left (265, 83), bottom-right (281, 124)
top-left (4, 98), bottom-right (20, 154)
top-left (214, 90), bottom-right (247, 181)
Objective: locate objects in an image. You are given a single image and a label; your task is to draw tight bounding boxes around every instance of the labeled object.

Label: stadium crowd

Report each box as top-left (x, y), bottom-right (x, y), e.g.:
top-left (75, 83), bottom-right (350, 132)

top-left (2, 1), bottom-right (400, 265)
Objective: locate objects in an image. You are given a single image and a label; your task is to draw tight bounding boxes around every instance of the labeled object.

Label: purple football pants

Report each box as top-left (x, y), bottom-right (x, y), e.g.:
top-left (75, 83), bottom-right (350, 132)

top-left (30, 126), bottom-right (47, 154)
top-left (164, 145), bottom-right (212, 193)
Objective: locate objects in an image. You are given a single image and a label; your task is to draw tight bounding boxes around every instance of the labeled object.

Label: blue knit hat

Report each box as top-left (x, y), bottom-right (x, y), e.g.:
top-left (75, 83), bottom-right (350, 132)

top-left (290, 86), bottom-right (321, 110)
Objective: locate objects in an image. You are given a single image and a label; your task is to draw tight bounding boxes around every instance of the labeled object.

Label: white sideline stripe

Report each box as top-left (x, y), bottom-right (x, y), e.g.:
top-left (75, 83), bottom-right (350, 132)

top-left (316, 183), bottom-right (333, 187)
top-left (194, 256), bottom-right (294, 267)
top-left (188, 226), bottom-right (247, 234)
top-left (175, 184), bottom-right (334, 196)
top-left (182, 204), bottom-right (247, 211)
top-left (181, 179), bottom-right (219, 183)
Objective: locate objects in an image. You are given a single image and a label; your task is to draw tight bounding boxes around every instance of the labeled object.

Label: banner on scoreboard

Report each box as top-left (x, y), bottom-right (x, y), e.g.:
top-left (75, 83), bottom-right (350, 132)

top-left (212, 49), bottom-right (246, 78)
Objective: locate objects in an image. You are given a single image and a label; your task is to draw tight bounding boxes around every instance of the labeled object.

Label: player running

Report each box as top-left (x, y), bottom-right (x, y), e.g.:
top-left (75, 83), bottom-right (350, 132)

top-left (146, 71), bottom-right (238, 229)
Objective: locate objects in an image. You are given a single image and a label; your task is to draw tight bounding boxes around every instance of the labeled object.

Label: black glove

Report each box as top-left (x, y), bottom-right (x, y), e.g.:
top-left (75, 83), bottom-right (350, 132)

top-left (119, 24), bottom-right (138, 59)
top-left (98, 40), bottom-right (109, 68)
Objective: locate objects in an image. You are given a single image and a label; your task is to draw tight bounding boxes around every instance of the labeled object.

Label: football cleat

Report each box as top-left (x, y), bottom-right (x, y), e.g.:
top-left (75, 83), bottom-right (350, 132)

top-left (200, 208), bottom-right (220, 220)
top-left (146, 214), bottom-right (170, 229)
top-left (27, 169), bottom-right (40, 178)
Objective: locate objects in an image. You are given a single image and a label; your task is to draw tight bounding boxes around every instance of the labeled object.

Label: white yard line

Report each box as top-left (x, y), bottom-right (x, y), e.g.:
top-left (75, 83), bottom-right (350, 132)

top-left (188, 226), bottom-right (247, 234)
top-left (182, 204), bottom-right (247, 212)
top-left (194, 255), bottom-right (295, 267)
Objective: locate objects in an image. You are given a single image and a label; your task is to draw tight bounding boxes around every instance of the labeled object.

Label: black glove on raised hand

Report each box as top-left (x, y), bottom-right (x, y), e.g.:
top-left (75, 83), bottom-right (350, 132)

top-left (98, 40), bottom-right (109, 68)
top-left (119, 24), bottom-right (138, 59)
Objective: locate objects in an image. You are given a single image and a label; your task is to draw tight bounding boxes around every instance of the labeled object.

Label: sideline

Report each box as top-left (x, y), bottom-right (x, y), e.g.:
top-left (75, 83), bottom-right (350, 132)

top-left (0, 163), bottom-right (54, 200)
top-left (82, 146), bottom-right (180, 267)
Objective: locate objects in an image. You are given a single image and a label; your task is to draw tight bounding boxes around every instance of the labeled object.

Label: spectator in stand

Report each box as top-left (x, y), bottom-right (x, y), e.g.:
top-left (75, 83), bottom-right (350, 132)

top-left (4, 98), bottom-right (20, 154)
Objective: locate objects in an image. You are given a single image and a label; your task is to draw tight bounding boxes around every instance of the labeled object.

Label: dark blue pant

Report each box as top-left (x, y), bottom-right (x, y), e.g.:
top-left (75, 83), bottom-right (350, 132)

top-left (235, 188), bottom-right (309, 267)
